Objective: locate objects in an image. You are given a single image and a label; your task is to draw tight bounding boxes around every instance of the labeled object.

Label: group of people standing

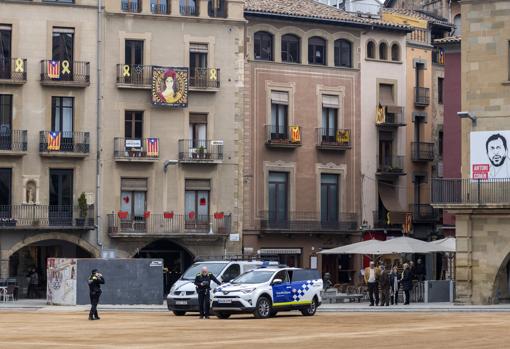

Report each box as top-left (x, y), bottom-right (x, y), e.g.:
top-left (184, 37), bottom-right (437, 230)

top-left (364, 261), bottom-right (417, 306)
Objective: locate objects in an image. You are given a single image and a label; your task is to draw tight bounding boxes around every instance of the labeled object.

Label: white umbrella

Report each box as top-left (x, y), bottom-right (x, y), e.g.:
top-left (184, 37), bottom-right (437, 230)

top-left (431, 237), bottom-right (456, 253)
top-left (378, 236), bottom-right (444, 254)
top-left (319, 239), bottom-right (386, 255)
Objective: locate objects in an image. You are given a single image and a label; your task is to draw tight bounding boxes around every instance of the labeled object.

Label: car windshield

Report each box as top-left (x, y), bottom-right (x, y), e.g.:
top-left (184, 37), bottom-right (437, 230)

top-left (231, 270), bottom-right (275, 284)
top-left (181, 263), bottom-right (228, 280)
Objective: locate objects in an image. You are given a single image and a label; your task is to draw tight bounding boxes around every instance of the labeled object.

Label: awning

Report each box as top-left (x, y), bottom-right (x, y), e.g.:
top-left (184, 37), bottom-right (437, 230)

top-left (259, 248), bottom-right (301, 255)
top-left (378, 183), bottom-right (407, 224)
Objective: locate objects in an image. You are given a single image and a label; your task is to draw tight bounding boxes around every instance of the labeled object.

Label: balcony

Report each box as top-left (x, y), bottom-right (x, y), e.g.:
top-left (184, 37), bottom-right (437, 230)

top-left (414, 87), bottom-right (430, 107)
top-left (178, 139), bottom-right (223, 164)
top-left (107, 213), bottom-right (231, 237)
top-left (189, 68), bottom-right (220, 91)
top-left (0, 130), bottom-right (27, 156)
top-left (411, 142), bottom-right (434, 162)
top-left (0, 205), bottom-right (94, 230)
top-left (39, 131), bottom-right (90, 158)
top-left (259, 211), bottom-right (358, 233)
top-left (376, 106), bottom-right (405, 128)
top-left (410, 204), bottom-right (440, 223)
top-left (40, 60), bottom-right (90, 87)
top-left (432, 178), bottom-right (510, 208)
top-left (151, 2), bottom-right (169, 14)
top-left (316, 128), bottom-right (351, 151)
top-left (265, 125), bottom-right (302, 148)
top-left (0, 58), bottom-right (27, 85)
top-left (376, 155), bottom-right (405, 177)
top-left (121, 0), bottom-right (141, 12)
top-left (114, 137), bottom-right (159, 163)
top-left (180, 4), bottom-right (199, 16)
top-left (116, 64), bottom-right (152, 89)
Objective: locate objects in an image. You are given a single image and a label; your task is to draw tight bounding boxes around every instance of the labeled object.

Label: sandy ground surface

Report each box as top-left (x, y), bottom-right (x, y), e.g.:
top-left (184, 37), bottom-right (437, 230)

top-left (1, 311), bottom-right (509, 349)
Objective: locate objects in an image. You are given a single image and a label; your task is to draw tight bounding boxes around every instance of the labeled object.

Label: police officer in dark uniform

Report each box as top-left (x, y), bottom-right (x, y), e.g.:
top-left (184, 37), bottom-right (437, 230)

top-left (88, 269), bottom-right (105, 320)
top-left (194, 266), bottom-right (221, 319)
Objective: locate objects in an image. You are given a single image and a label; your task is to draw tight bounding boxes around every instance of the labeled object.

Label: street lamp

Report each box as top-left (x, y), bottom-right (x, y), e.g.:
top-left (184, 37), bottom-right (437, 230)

top-left (457, 111), bottom-right (477, 126)
top-left (163, 159), bottom-right (178, 172)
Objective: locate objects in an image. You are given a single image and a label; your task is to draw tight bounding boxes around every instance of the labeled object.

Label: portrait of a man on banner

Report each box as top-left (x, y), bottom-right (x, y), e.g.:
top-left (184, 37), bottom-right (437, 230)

top-left (151, 67), bottom-right (188, 107)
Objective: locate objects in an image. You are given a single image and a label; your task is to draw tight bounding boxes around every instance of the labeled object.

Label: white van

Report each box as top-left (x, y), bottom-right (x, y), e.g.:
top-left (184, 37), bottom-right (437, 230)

top-left (166, 260), bottom-right (277, 316)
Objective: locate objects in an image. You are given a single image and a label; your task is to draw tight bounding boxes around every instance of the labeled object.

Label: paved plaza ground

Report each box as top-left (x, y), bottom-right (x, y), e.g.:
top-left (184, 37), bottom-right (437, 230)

top-left (1, 309), bottom-right (510, 348)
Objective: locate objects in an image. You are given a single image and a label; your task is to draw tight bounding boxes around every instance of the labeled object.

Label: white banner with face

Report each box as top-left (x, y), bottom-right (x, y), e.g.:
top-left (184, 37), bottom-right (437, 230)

top-left (470, 131), bottom-right (510, 179)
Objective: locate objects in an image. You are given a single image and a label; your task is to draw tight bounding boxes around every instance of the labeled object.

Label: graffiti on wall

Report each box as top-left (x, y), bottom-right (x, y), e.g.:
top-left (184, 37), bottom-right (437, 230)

top-left (47, 258), bottom-right (77, 305)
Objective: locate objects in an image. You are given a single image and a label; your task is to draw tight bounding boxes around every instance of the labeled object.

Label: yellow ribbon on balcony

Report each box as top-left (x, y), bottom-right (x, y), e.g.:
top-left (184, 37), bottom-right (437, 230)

top-left (14, 58), bottom-right (24, 73)
top-left (209, 68), bottom-right (217, 81)
top-left (122, 64), bottom-right (131, 77)
top-left (61, 60), bottom-right (71, 75)
top-left (290, 126), bottom-right (301, 143)
top-left (376, 104), bottom-right (386, 124)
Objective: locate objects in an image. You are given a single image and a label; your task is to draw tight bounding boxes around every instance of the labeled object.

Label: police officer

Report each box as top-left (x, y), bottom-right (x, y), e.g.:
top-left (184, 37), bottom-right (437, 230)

top-left (88, 269), bottom-right (105, 320)
top-left (194, 266), bottom-right (221, 319)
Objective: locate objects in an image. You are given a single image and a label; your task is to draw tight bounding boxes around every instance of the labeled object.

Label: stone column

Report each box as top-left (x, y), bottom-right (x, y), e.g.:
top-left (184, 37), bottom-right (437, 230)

top-left (454, 214), bottom-right (473, 304)
top-left (0, 250), bottom-right (9, 279)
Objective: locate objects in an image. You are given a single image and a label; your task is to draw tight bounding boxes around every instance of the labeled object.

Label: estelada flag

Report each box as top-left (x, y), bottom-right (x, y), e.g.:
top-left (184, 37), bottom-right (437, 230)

top-left (146, 138), bottom-right (159, 157)
top-left (376, 103), bottom-right (386, 124)
top-left (290, 126), bottom-right (301, 143)
top-left (47, 60), bottom-right (60, 79)
top-left (47, 131), bottom-right (61, 151)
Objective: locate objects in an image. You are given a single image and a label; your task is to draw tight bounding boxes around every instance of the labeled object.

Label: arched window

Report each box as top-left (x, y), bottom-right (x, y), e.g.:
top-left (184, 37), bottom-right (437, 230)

top-left (453, 14), bottom-right (461, 36)
top-left (379, 42), bottom-right (388, 60)
top-left (334, 39), bottom-right (352, 68)
top-left (254, 31), bottom-right (273, 61)
top-left (308, 36), bottom-right (326, 65)
top-left (391, 43), bottom-right (400, 61)
top-left (367, 41), bottom-right (375, 59)
top-left (281, 34), bottom-right (300, 63)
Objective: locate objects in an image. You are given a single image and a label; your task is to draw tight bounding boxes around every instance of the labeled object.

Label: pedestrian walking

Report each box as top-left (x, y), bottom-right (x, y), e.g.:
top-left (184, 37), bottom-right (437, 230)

top-left (379, 265), bottom-right (391, 306)
top-left (401, 263), bottom-right (413, 305)
top-left (390, 266), bottom-right (400, 305)
top-left (26, 267), bottom-right (39, 299)
top-left (194, 266), bottom-right (221, 319)
top-left (88, 269), bottom-right (105, 320)
top-left (364, 261), bottom-right (381, 306)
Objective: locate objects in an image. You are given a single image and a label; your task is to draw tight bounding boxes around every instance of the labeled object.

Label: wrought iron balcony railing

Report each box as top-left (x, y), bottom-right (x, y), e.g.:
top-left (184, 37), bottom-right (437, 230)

top-left (265, 125), bottom-right (302, 147)
top-left (121, 0), bottom-right (141, 12)
top-left (376, 105), bottom-right (405, 127)
top-left (108, 213), bottom-right (231, 236)
top-left (180, 4), bottom-right (198, 16)
top-left (316, 128), bottom-right (351, 150)
top-left (114, 137), bottom-right (160, 161)
top-left (178, 139), bottom-right (223, 162)
top-left (189, 68), bottom-right (220, 89)
top-left (377, 155), bottom-right (405, 175)
top-left (151, 2), bottom-right (169, 14)
top-left (0, 58), bottom-right (27, 84)
top-left (116, 64), bottom-right (152, 88)
top-left (259, 211), bottom-right (358, 232)
top-left (410, 204), bottom-right (440, 223)
top-left (39, 131), bottom-right (90, 155)
top-left (432, 178), bottom-right (510, 206)
top-left (0, 130), bottom-right (27, 153)
top-left (0, 204), bottom-right (94, 228)
top-left (415, 87), bottom-right (430, 107)
top-left (40, 60), bottom-right (90, 86)
top-left (411, 142), bottom-right (434, 162)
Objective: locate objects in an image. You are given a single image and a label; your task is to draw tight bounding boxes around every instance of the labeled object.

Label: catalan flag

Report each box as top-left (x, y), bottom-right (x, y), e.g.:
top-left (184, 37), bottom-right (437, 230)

top-left (47, 60), bottom-right (60, 79)
top-left (290, 126), bottom-right (301, 143)
top-left (47, 131), bottom-right (61, 151)
top-left (146, 138), bottom-right (159, 157)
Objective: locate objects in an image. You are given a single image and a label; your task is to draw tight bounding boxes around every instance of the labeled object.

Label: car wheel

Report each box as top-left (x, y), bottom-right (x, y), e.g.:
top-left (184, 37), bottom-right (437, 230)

top-left (254, 296), bottom-right (272, 319)
top-left (216, 312), bottom-right (231, 319)
top-left (301, 298), bottom-right (318, 316)
top-left (172, 311), bottom-right (186, 316)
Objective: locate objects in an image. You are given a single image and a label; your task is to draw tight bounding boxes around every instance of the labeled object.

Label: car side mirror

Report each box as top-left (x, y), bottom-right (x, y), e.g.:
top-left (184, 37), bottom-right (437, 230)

top-left (272, 278), bottom-right (282, 285)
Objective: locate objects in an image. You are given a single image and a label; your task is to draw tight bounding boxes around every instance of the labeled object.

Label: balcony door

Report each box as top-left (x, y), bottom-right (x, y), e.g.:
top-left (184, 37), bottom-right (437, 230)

top-left (120, 178), bottom-right (147, 223)
top-left (0, 25), bottom-right (12, 79)
top-left (321, 174), bottom-right (339, 227)
top-left (268, 172), bottom-right (288, 228)
top-left (270, 91), bottom-right (288, 141)
top-left (52, 28), bottom-right (74, 81)
top-left (379, 131), bottom-right (393, 169)
top-left (0, 168), bottom-right (11, 218)
top-left (49, 169), bottom-right (73, 226)
top-left (189, 113), bottom-right (207, 154)
top-left (189, 43), bottom-right (208, 86)
top-left (322, 106), bottom-right (337, 143)
top-left (52, 97), bottom-right (74, 151)
top-left (0, 95), bottom-right (12, 150)
top-left (185, 179), bottom-right (210, 229)
top-left (125, 40), bottom-right (144, 84)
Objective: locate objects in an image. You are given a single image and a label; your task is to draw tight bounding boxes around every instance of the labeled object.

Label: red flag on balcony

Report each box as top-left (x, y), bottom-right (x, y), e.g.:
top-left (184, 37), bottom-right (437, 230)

top-left (146, 138), bottom-right (159, 157)
top-left (47, 60), bottom-right (60, 79)
top-left (47, 131), bottom-right (61, 151)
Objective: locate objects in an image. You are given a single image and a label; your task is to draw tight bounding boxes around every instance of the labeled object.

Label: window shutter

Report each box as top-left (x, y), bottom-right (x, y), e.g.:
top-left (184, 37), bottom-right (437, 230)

top-left (189, 113), bottom-right (208, 124)
top-left (190, 43), bottom-right (208, 53)
top-left (322, 95), bottom-right (339, 109)
top-left (121, 178), bottom-right (148, 191)
top-left (271, 91), bottom-right (289, 105)
top-left (379, 84), bottom-right (394, 105)
top-left (185, 179), bottom-right (211, 190)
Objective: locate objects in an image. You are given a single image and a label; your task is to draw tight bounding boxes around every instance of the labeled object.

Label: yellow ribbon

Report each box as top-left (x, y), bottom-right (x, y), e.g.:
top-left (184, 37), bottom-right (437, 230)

top-left (61, 60), bottom-right (71, 75)
top-left (122, 65), bottom-right (131, 77)
top-left (209, 68), bottom-right (217, 81)
top-left (386, 212), bottom-right (391, 225)
top-left (14, 58), bottom-right (24, 73)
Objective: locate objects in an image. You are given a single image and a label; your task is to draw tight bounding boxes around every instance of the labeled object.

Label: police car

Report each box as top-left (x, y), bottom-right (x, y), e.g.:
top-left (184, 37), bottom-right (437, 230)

top-left (167, 260), bottom-right (278, 316)
top-left (211, 267), bottom-right (323, 319)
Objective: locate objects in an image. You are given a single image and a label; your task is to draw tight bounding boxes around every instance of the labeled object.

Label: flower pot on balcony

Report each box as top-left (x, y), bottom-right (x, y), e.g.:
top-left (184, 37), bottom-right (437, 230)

top-left (144, 211), bottom-right (151, 219)
top-left (118, 211), bottom-right (128, 219)
top-left (164, 211), bottom-right (174, 219)
top-left (214, 212), bottom-right (224, 219)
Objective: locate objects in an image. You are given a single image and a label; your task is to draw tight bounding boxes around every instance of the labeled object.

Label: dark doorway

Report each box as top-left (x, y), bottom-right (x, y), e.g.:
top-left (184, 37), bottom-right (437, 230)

top-left (49, 169), bottom-right (73, 226)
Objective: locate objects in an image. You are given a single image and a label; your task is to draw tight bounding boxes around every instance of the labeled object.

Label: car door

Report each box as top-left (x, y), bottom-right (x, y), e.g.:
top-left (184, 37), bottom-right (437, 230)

top-left (271, 270), bottom-right (292, 305)
top-left (290, 269), bottom-right (321, 307)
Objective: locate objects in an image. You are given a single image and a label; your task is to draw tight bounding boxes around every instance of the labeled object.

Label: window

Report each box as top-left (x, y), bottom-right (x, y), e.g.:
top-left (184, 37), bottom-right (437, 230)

top-left (379, 42), bottom-right (388, 60)
top-left (0, 169), bottom-right (11, 212)
top-left (180, 0), bottom-right (198, 15)
top-left (125, 111), bottom-right (143, 139)
top-left (43, 0), bottom-right (74, 3)
top-left (321, 95), bottom-right (339, 142)
top-left (391, 43), bottom-right (400, 61)
top-left (222, 264), bottom-right (240, 283)
top-left (281, 34), bottom-right (300, 63)
top-left (438, 77), bottom-right (444, 104)
top-left (292, 269), bottom-right (320, 282)
top-left (270, 91), bottom-right (289, 140)
top-left (254, 31), bottom-right (273, 61)
top-left (121, 178), bottom-right (147, 220)
top-left (52, 97), bottom-right (74, 149)
top-left (208, 0), bottom-right (227, 18)
top-left (0, 25), bottom-right (12, 80)
top-left (189, 43), bottom-right (208, 84)
top-left (268, 172), bottom-right (288, 225)
top-left (334, 39), bottom-right (352, 68)
top-left (151, 0), bottom-right (169, 14)
top-left (185, 179), bottom-right (210, 227)
top-left (273, 270), bottom-right (290, 283)
top-left (52, 28), bottom-right (74, 80)
top-left (0, 95), bottom-right (12, 150)
top-left (308, 36), bottom-right (326, 65)
top-left (49, 169), bottom-right (73, 225)
top-left (122, 0), bottom-right (141, 12)
top-left (415, 62), bottom-right (425, 87)
top-left (125, 40), bottom-right (144, 65)
top-left (321, 174), bottom-right (339, 224)
top-left (453, 14), bottom-right (461, 36)
top-left (367, 41), bottom-right (375, 59)
top-left (438, 130), bottom-right (443, 157)
top-left (189, 113), bottom-right (207, 148)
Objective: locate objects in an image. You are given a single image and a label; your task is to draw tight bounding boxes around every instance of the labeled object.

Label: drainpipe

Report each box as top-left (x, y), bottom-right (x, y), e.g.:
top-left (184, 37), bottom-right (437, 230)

top-left (95, 0), bottom-right (103, 252)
